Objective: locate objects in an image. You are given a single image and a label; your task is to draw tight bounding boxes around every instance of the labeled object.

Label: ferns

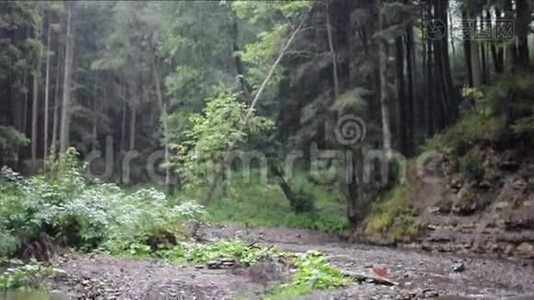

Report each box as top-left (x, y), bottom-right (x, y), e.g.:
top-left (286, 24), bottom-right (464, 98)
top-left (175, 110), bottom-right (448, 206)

top-left (0, 149), bottom-right (207, 257)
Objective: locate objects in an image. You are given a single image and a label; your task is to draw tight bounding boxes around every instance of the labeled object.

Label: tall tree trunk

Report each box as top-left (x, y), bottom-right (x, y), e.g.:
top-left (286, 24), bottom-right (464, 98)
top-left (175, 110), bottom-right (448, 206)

top-left (31, 72), bottom-right (39, 167)
top-left (395, 36), bottom-right (407, 154)
top-left (490, 10), bottom-right (504, 73)
top-left (503, 0), bottom-right (515, 73)
top-left (59, 2), bottom-right (74, 153)
top-left (515, 0), bottom-right (530, 68)
top-left (120, 89), bottom-right (126, 153)
top-left (326, 0), bottom-right (339, 97)
top-left (151, 55), bottom-right (174, 194)
top-left (231, 15), bottom-right (251, 102)
top-left (448, 10), bottom-right (456, 63)
top-left (405, 18), bottom-right (416, 153)
top-left (92, 99), bottom-right (98, 150)
top-left (43, 26), bottom-right (51, 161)
top-left (480, 16), bottom-right (489, 84)
top-left (421, 7), bottom-right (430, 136)
top-left (377, 0), bottom-right (392, 156)
top-left (425, 5), bottom-right (434, 136)
top-left (51, 39), bottom-right (63, 156)
top-left (22, 75), bottom-right (29, 136)
top-left (129, 103), bottom-right (136, 151)
top-left (470, 19), bottom-right (482, 88)
top-left (462, 10), bottom-right (473, 87)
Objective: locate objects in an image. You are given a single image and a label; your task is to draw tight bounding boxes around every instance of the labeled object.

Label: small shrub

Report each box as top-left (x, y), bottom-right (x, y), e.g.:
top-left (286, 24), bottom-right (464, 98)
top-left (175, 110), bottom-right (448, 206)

top-left (0, 260), bottom-right (58, 290)
top-left (364, 185), bottom-right (419, 243)
top-left (458, 152), bottom-right (485, 181)
top-left (186, 240), bottom-right (281, 265)
top-left (0, 231), bottom-right (18, 257)
top-left (268, 250), bottom-right (349, 298)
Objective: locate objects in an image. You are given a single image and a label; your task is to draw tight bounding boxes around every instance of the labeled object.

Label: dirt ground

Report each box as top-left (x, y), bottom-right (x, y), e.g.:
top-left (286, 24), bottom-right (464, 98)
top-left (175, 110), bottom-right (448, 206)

top-left (46, 223), bottom-right (534, 299)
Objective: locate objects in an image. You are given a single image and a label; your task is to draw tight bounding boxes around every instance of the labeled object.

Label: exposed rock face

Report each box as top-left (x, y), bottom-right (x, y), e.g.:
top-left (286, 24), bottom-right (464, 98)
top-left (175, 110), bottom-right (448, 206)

top-left (407, 146), bottom-right (534, 259)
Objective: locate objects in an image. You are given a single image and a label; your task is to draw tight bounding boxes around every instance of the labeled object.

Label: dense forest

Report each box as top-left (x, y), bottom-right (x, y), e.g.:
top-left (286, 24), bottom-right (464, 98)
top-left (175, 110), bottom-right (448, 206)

top-left (1, 0), bottom-right (534, 298)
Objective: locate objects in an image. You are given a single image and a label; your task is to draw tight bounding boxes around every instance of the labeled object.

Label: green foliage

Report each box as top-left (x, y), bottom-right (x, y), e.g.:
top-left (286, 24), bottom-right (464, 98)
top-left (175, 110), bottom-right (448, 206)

top-left (0, 150), bottom-right (207, 256)
top-left (268, 250), bottom-right (349, 298)
top-left (0, 126), bottom-right (29, 159)
top-left (203, 171), bottom-right (347, 232)
top-left (171, 92), bottom-right (273, 188)
top-left (461, 86), bottom-right (484, 103)
top-left (287, 175), bottom-right (321, 213)
top-left (458, 151), bottom-right (485, 181)
top-left (423, 112), bottom-right (506, 153)
top-left (231, 0), bottom-right (311, 105)
top-left (0, 260), bottom-right (58, 290)
top-left (123, 239), bottom-right (282, 268)
top-left (0, 231), bottom-right (18, 258)
top-left (187, 240), bottom-right (281, 265)
top-left (512, 115), bottom-right (534, 134)
top-left (364, 185), bottom-right (419, 243)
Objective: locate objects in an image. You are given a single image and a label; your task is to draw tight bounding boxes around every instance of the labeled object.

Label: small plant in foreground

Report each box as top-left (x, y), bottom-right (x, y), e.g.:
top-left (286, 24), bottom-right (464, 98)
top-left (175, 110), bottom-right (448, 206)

top-left (151, 240), bottom-right (283, 266)
top-left (268, 250), bottom-right (350, 298)
top-left (0, 259), bottom-right (59, 290)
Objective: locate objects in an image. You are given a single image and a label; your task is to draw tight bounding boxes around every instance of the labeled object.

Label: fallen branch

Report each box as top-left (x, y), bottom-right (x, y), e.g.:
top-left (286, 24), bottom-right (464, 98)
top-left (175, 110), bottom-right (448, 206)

top-left (202, 18), bottom-right (306, 204)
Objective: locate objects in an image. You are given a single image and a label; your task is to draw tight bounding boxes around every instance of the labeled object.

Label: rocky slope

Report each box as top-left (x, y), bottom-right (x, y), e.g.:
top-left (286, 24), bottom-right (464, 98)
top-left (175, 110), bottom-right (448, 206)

top-left (407, 142), bottom-right (534, 259)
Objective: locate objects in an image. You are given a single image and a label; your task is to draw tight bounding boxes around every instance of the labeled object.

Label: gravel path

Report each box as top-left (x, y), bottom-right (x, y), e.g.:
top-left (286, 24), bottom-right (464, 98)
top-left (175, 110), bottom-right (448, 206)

top-left (46, 224), bottom-right (534, 299)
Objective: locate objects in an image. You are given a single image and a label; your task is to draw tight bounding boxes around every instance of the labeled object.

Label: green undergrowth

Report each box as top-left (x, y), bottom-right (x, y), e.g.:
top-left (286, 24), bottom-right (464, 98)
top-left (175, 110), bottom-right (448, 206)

top-left (423, 111), bottom-right (506, 153)
top-left (122, 239), bottom-right (352, 298)
top-left (144, 239), bottom-right (282, 266)
top-left (0, 258), bottom-right (59, 290)
top-left (0, 148), bottom-right (207, 257)
top-left (200, 171), bottom-right (347, 233)
top-left (266, 250), bottom-right (353, 299)
top-left (363, 184), bottom-right (420, 243)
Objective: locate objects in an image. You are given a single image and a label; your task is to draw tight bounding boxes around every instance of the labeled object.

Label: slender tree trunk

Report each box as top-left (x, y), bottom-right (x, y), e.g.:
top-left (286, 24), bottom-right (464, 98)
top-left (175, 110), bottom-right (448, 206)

top-left (448, 10), bottom-right (456, 63)
top-left (377, 0), bottom-right (392, 156)
top-left (151, 55), bottom-right (174, 194)
top-left (92, 99), bottom-right (98, 150)
top-left (504, 0), bottom-right (515, 73)
top-left (490, 10), bottom-right (504, 73)
top-left (43, 26), bottom-right (51, 161)
top-left (51, 40), bottom-right (62, 156)
top-left (129, 103), bottom-right (136, 151)
top-left (326, 0), bottom-right (339, 97)
top-left (120, 89), bottom-right (126, 153)
top-left (470, 20), bottom-right (482, 87)
top-left (59, 2), bottom-right (74, 153)
top-left (421, 8), bottom-right (429, 136)
top-left (405, 20), bottom-right (416, 153)
top-left (425, 5), bottom-right (434, 136)
top-left (462, 10), bottom-right (473, 87)
top-left (395, 36), bottom-right (407, 154)
top-left (230, 15), bottom-right (251, 102)
top-left (22, 75), bottom-right (29, 136)
top-left (31, 73), bottom-right (39, 167)
top-left (515, 0), bottom-right (530, 68)
top-left (203, 19), bottom-right (305, 203)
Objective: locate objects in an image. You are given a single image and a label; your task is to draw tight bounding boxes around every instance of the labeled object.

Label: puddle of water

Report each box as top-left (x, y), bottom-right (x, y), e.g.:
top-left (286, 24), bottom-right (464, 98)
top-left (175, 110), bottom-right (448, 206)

top-left (0, 290), bottom-right (68, 300)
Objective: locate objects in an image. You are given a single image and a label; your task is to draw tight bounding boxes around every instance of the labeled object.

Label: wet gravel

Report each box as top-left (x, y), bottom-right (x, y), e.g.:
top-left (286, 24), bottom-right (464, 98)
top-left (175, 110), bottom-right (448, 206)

top-left (47, 224), bottom-right (534, 299)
